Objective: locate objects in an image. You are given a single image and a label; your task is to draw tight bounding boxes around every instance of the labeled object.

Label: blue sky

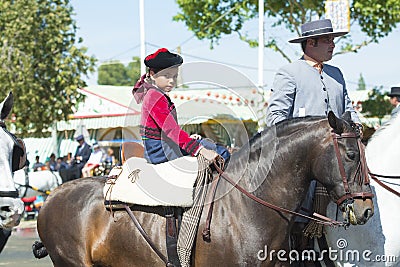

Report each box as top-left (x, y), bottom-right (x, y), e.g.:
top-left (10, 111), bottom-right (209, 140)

top-left (71, 0), bottom-right (400, 92)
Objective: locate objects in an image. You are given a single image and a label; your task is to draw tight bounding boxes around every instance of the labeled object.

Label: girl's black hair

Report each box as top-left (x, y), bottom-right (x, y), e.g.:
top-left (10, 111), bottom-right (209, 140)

top-left (149, 68), bottom-right (161, 74)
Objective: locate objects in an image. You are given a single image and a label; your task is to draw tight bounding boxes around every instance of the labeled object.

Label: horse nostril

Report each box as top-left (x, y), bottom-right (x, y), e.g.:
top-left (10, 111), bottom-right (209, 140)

top-left (364, 208), bottom-right (373, 219)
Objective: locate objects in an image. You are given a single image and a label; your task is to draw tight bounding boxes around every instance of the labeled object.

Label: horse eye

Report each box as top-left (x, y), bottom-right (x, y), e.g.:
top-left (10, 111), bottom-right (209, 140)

top-left (346, 151), bottom-right (356, 160)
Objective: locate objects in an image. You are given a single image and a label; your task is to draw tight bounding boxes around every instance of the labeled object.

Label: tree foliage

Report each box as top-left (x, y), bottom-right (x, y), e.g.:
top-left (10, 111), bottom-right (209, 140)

top-left (0, 0), bottom-right (96, 137)
top-left (361, 87), bottom-right (392, 119)
top-left (357, 73), bottom-right (366, 91)
top-left (97, 56), bottom-right (141, 86)
top-left (174, 0), bottom-right (400, 60)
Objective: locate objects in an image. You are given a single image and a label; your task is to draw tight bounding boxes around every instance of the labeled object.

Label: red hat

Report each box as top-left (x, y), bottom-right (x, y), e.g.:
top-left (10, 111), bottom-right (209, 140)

top-left (144, 48), bottom-right (183, 70)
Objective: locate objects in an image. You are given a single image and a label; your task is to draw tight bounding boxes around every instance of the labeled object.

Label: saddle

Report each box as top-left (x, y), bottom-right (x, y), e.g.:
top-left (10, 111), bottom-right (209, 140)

top-left (105, 142), bottom-right (203, 267)
top-left (103, 156), bottom-right (199, 207)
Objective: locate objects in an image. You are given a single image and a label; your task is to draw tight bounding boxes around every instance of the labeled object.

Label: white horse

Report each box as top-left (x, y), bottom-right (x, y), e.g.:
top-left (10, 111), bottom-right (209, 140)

top-left (13, 169), bottom-right (62, 198)
top-left (325, 114), bottom-right (400, 266)
top-left (0, 92), bottom-right (25, 252)
top-left (0, 92), bottom-right (25, 227)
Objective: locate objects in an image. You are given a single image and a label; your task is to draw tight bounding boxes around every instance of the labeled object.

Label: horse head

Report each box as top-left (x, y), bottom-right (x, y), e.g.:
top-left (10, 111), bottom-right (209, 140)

top-left (312, 111), bottom-right (374, 226)
top-left (0, 92), bottom-right (25, 229)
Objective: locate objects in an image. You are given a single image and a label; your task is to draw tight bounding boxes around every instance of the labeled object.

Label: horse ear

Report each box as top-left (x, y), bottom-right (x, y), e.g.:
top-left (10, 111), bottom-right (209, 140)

top-left (328, 111), bottom-right (343, 134)
top-left (341, 111), bottom-right (352, 123)
top-left (0, 92), bottom-right (14, 121)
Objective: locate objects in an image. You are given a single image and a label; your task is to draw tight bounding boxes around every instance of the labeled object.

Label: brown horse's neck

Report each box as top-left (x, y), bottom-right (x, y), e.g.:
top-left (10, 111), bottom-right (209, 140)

top-left (216, 120), bottom-right (329, 220)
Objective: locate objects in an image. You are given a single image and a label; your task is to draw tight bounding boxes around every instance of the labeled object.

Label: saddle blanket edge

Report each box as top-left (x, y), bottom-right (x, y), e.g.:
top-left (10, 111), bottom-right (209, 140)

top-left (103, 156), bottom-right (199, 207)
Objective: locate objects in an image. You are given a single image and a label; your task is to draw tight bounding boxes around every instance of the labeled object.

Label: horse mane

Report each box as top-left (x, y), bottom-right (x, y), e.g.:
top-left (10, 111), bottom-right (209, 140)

top-left (248, 116), bottom-right (327, 146)
top-left (275, 116), bottom-right (327, 135)
top-left (228, 116), bottom-right (329, 193)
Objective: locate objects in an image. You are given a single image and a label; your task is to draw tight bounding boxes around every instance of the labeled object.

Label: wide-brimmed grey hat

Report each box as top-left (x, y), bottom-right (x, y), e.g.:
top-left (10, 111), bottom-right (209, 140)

top-left (388, 87), bottom-right (400, 97)
top-left (289, 19), bottom-right (348, 43)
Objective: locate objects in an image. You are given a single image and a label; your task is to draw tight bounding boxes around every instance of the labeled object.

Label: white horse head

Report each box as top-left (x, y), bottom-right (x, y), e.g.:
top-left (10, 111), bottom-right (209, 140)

top-left (0, 92), bottom-right (24, 229)
top-left (325, 114), bottom-right (400, 266)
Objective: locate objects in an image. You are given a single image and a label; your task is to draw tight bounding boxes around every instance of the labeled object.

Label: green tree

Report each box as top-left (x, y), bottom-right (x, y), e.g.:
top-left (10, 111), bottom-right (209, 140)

top-left (361, 86), bottom-right (392, 122)
top-left (174, 0), bottom-right (400, 61)
top-left (98, 62), bottom-right (129, 86)
top-left (0, 0), bottom-right (96, 137)
top-left (126, 56), bottom-right (141, 84)
top-left (357, 74), bottom-right (366, 91)
top-left (97, 56), bottom-right (141, 86)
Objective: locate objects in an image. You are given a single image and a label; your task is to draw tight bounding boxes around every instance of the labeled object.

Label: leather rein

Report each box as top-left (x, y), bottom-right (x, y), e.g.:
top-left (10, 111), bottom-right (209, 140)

top-left (368, 172), bottom-right (400, 198)
top-left (202, 130), bottom-right (374, 238)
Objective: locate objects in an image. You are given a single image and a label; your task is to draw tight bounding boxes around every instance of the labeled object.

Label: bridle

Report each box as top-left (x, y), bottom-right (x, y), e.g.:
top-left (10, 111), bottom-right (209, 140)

top-left (331, 131), bottom-right (374, 205)
top-left (0, 120), bottom-right (25, 198)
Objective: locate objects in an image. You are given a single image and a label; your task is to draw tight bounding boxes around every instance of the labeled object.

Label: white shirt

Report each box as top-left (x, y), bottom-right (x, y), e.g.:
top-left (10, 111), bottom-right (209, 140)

top-left (87, 149), bottom-right (103, 164)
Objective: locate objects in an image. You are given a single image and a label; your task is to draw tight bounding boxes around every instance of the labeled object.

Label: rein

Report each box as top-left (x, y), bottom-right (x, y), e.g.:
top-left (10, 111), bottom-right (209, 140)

top-left (15, 183), bottom-right (51, 196)
top-left (368, 172), bottom-right (400, 198)
top-left (207, 162), bottom-right (344, 227)
top-left (368, 172), bottom-right (400, 179)
top-left (203, 130), bottom-right (376, 238)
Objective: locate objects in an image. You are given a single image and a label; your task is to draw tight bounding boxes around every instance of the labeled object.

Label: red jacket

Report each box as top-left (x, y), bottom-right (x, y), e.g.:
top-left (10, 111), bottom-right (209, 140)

top-left (140, 87), bottom-right (201, 156)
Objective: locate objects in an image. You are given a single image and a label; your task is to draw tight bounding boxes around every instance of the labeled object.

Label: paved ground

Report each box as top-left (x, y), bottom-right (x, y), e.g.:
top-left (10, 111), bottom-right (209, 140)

top-left (0, 220), bottom-right (53, 266)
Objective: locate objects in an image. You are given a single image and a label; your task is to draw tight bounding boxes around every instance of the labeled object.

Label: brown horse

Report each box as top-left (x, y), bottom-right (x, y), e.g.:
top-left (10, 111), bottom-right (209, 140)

top-left (35, 112), bottom-right (374, 266)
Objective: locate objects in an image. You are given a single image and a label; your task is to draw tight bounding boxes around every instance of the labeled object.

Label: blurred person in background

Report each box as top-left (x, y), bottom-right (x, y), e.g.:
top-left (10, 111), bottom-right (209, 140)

top-left (32, 155), bottom-right (45, 171)
top-left (388, 86), bottom-right (400, 118)
top-left (82, 143), bottom-right (104, 177)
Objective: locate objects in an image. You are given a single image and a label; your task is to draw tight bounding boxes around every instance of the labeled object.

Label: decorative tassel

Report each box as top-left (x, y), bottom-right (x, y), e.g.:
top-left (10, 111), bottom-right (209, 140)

top-left (303, 182), bottom-right (330, 238)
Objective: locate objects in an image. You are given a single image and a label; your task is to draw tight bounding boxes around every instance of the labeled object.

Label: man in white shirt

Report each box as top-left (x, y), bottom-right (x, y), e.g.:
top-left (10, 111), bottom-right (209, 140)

top-left (81, 143), bottom-right (104, 177)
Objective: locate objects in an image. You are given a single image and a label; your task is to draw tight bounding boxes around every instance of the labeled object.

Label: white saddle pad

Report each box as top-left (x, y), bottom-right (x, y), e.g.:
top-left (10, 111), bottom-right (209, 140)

top-left (103, 156), bottom-right (199, 207)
